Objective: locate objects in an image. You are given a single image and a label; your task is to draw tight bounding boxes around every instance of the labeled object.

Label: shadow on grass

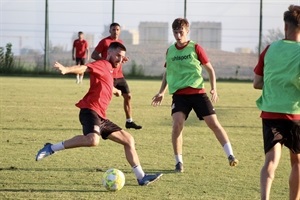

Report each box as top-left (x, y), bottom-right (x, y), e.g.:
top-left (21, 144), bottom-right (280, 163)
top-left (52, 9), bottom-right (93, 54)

top-left (0, 166), bottom-right (110, 172)
top-left (0, 166), bottom-right (175, 174)
top-left (0, 188), bottom-right (106, 193)
top-left (1, 127), bottom-right (81, 131)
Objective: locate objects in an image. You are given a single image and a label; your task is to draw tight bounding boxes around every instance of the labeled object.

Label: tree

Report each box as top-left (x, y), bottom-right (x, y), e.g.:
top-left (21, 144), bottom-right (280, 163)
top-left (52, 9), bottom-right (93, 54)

top-left (257, 28), bottom-right (284, 53)
top-left (0, 43), bottom-right (15, 72)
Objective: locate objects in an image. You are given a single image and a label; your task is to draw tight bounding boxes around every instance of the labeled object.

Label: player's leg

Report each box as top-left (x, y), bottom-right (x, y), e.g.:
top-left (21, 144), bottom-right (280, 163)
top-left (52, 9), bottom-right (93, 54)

top-left (35, 131), bottom-right (100, 161)
top-left (288, 122), bottom-right (300, 200)
top-left (122, 93), bottom-right (132, 121)
top-left (172, 111), bottom-right (185, 172)
top-left (171, 94), bottom-right (191, 172)
top-left (289, 152), bottom-right (300, 200)
top-left (64, 132), bottom-right (100, 148)
top-left (260, 119), bottom-right (286, 200)
top-left (107, 130), bottom-right (140, 168)
top-left (78, 58), bottom-right (85, 83)
top-left (260, 143), bottom-right (281, 200)
top-left (115, 78), bottom-right (142, 129)
top-left (203, 114), bottom-right (228, 144)
top-left (35, 108), bottom-right (101, 161)
top-left (107, 129), bottom-right (162, 186)
top-left (75, 58), bottom-right (81, 84)
top-left (193, 94), bottom-right (238, 166)
top-left (203, 114), bottom-right (238, 166)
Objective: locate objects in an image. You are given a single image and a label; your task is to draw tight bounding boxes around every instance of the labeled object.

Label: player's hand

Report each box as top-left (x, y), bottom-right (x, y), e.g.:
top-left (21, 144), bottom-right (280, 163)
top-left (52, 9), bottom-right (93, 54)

top-left (122, 56), bottom-right (129, 64)
top-left (53, 62), bottom-right (67, 75)
top-left (210, 89), bottom-right (218, 103)
top-left (113, 88), bottom-right (122, 97)
top-left (151, 93), bottom-right (164, 107)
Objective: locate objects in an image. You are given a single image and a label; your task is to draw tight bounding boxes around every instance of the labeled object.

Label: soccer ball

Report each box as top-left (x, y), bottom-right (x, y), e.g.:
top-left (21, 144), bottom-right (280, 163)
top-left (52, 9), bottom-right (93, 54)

top-left (102, 168), bottom-right (125, 191)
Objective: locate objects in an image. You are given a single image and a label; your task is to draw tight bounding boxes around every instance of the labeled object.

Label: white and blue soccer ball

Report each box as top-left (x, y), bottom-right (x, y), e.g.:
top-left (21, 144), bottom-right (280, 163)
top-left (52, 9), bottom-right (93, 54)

top-left (102, 168), bottom-right (125, 191)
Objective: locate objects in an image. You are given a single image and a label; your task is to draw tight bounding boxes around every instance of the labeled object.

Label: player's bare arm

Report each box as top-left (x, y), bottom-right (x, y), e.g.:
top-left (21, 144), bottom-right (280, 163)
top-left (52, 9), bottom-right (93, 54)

top-left (152, 71), bottom-right (168, 107)
top-left (72, 47), bottom-right (75, 60)
top-left (91, 50), bottom-right (103, 61)
top-left (53, 62), bottom-right (88, 75)
top-left (202, 62), bottom-right (218, 103)
top-left (253, 74), bottom-right (263, 89)
top-left (86, 48), bottom-right (89, 62)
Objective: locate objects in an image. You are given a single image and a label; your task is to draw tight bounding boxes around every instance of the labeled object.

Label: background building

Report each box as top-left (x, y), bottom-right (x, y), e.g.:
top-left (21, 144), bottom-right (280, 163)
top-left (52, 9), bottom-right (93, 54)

top-left (138, 22), bottom-right (168, 44)
top-left (190, 22), bottom-right (222, 50)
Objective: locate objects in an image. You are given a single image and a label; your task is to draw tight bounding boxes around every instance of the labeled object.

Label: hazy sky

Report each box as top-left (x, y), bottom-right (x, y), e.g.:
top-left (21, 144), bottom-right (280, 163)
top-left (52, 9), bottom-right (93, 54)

top-left (1, 0), bottom-right (299, 54)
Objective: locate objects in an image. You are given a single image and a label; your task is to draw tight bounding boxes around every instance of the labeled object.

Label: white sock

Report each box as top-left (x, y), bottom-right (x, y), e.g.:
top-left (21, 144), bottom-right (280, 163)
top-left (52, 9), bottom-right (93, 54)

top-left (132, 165), bottom-right (145, 180)
top-left (175, 154), bottom-right (183, 164)
top-left (126, 118), bottom-right (133, 123)
top-left (223, 142), bottom-right (234, 157)
top-left (51, 142), bottom-right (65, 152)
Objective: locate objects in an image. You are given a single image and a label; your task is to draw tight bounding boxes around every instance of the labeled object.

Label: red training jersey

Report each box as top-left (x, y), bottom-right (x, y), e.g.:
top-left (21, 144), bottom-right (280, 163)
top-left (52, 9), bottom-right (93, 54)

top-left (94, 36), bottom-right (124, 78)
top-left (164, 42), bottom-right (209, 95)
top-left (254, 45), bottom-right (300, 120)
top-left (73, 39), bottom-right (88, 58)
top-left (75, 60), bottom-right (114, 119)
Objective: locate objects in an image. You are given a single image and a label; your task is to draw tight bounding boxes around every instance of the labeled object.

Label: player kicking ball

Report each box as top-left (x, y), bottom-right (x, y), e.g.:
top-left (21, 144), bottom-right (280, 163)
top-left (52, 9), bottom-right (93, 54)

top-left (35, 42), bottom-right (162, 186)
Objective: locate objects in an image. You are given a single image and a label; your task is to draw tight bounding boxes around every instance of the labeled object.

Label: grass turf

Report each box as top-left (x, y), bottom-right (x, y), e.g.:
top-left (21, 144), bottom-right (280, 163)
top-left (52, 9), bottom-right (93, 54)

top-left (0, 77), bottom-right (291, 199)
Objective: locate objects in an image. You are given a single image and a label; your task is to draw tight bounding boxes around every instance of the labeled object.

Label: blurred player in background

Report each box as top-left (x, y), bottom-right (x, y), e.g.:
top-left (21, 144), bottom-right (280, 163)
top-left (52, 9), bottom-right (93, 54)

top-left (91, 23), bottom-right (142, 130)
top-left (152, 18), bottom-right (238, 173)
top-left (253, 5), bottom-right (300, 200)
top-left (72, 31), bottom-right (89, 84)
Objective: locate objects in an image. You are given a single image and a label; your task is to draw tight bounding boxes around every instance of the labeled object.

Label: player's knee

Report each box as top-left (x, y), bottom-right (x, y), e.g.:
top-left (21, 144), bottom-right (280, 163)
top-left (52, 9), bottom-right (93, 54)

top-left (207, 121), bottom-right (222, 132)
top-left (125, 134), bottom-right (135, 147)
top-left (123, 93), bottom-right (131, 101)
top-left (87, 134), bottom-right (100, 146)
top-left (262, 163), bottom-right (276, 178)
top-left (291, 160), bottom-right (300, 169)
top-left (172, 121), bottom-right (184, 132)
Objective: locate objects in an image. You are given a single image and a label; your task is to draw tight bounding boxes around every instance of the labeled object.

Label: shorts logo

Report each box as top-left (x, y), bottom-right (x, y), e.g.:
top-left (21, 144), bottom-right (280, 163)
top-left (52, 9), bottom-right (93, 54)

top-left (271, 127), bottom-right (283, 142)
top-left (171, 103), bottom-right (175, 110)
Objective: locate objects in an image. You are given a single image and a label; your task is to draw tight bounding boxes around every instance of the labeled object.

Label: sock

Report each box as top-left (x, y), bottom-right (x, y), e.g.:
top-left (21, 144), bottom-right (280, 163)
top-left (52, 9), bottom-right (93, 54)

top-left (51, 141), bottom-right (65, 152)
top-left (175, 154), bottom-right (183, 164)
top-left (132, 165), bottom-right (145, 180)
top-left (126, 118), bottom-right (133, 123)
top-left (223, 142), bottom-right (234, 157)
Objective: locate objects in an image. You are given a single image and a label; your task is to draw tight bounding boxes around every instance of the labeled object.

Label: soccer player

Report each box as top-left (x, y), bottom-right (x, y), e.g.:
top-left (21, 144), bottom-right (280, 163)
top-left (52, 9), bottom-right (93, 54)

top-left (151, 18), bottom-right (238, 173)
top-left (36, 42), bottom-right (162, 186)
top-left (91, 23), bottom-right (142, 130)
top-left (253, 5), bottom-right (300, 200)
top-left (72, 31), bottom-right (89, 84)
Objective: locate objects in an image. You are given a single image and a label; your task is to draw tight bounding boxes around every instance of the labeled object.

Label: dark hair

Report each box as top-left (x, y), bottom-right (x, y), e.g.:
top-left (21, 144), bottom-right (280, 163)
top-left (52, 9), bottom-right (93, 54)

top-left (108, 42), bottom-right (126, 51)
top-left (78, 31), bottom-right (83, 35)
top-left (284, 5), bottom-right (300, 28)
top-left (172, 18), bottom-right (189, 30)
top-left (110, 22), bottom-right (121, 29)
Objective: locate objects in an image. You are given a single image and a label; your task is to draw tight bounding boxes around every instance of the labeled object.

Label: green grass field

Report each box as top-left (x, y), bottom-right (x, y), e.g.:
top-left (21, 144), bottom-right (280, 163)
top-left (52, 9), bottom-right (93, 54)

top-left (0, 77), bottom-right (292, 199)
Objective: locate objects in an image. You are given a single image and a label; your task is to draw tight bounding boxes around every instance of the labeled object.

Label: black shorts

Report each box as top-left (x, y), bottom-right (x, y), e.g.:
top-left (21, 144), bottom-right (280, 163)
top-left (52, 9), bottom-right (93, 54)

top-left (114, 78), bottom-right (130, 94)
top-left (171, 93), bottom-right (216, 120)
top-left (79, 108), bottom-right (122, 139)
top-left (262, 119), bottom-right (300, 154)
top-left (76, 58), bottom-right (85, 65)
